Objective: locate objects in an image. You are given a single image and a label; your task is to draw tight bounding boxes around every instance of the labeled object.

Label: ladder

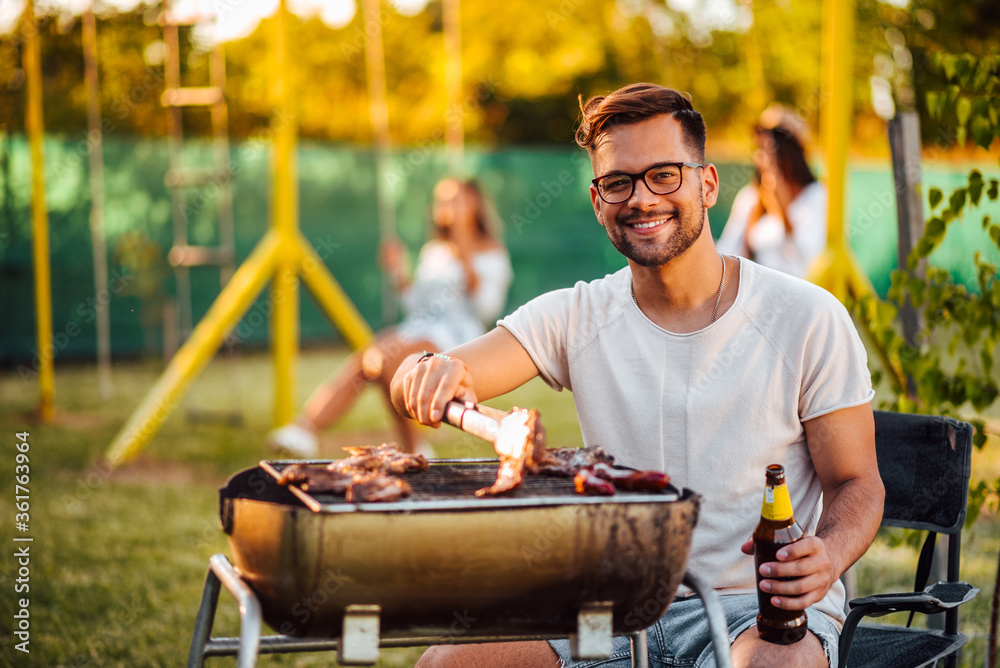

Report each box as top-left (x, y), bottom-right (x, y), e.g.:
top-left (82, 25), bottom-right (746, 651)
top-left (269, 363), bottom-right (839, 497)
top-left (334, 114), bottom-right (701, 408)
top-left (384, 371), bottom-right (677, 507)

top-left (160, 4), bottom-right (236, 342)
top-left (159, 5), bottom-right (241, 425)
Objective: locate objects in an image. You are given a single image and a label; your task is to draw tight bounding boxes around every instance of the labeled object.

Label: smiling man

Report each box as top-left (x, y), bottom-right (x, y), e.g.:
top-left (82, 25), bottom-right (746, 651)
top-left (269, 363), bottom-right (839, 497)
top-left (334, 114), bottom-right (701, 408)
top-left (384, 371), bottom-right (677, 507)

top-left (390, 83), bottom-right (884, 668)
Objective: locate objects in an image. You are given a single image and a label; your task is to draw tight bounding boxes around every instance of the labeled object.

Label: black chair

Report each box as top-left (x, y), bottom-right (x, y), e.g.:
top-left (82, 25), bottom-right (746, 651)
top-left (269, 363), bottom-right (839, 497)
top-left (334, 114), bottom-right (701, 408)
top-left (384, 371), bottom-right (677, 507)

top-left (838, 410), bottom-right (979, 668)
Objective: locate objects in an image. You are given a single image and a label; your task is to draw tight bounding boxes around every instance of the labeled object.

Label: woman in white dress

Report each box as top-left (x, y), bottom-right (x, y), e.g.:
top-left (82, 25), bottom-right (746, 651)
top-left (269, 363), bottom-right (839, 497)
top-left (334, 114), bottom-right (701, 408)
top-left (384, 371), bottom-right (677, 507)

top-left (269, 178), bottom-right (512, 456)
top-left (717, 119), bottom-right (827, 279)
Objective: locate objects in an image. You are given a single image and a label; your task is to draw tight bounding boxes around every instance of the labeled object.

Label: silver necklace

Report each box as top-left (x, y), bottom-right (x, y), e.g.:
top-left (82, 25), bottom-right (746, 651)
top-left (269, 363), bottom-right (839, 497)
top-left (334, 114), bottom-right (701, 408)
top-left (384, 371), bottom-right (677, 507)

top-left (629, 254), bottom-right (727, 324)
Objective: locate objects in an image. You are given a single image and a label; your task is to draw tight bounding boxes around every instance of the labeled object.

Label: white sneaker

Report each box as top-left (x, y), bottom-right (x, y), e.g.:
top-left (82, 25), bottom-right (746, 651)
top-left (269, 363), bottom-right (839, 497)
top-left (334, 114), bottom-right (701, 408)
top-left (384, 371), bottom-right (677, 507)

top-left (267, 423), bottom-right (319, 459)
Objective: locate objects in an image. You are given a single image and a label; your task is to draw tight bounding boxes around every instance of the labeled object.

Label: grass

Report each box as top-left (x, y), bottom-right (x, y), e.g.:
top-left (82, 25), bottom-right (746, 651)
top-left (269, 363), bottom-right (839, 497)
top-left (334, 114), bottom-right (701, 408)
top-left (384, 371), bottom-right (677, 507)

top-left (0, 346), bottom-right (997, 666)
top-left (0, 348), bottom-right (580, 667)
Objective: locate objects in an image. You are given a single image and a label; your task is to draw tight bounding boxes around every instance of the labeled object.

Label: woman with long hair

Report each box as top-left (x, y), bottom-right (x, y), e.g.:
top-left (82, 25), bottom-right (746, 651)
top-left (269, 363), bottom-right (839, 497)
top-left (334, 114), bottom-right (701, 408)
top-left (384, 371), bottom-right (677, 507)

top-left (718, 106), bottom-right (827, 278)
top-left (269, 177), bottom-right (512, 456)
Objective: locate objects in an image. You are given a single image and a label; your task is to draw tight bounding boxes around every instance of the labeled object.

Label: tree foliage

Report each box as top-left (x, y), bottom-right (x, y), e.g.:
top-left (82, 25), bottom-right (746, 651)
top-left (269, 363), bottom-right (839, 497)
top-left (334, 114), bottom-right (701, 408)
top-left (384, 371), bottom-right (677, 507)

top-left (853, 52), bottom-right (1000, 525)
top-left (865, 0), bottom-right (1000, 145)
top-left (0, 0), bottom-right (928, 147)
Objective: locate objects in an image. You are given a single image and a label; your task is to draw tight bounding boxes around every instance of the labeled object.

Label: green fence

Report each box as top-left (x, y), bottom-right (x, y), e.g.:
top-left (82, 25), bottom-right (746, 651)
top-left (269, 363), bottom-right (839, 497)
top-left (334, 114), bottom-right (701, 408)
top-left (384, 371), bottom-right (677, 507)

top-left (1, 134), bottom-right (997, 368)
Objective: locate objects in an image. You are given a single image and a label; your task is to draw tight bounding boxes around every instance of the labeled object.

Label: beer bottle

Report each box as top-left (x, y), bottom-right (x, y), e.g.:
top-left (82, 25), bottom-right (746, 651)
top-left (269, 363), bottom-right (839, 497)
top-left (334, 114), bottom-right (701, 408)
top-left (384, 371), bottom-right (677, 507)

top-left (753, 464), bottom-right (807, 644)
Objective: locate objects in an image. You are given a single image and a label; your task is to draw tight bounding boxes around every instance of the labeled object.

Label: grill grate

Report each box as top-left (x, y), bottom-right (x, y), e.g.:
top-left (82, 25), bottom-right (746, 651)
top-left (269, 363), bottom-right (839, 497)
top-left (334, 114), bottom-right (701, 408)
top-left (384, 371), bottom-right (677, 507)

top-left (259, 460), bottom-right (678, 513)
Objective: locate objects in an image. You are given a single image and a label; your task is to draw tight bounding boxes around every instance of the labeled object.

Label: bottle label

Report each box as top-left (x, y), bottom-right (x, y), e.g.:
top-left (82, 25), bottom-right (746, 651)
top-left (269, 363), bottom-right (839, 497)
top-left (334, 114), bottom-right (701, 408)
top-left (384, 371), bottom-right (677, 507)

top-left (762, 484), bottom-right (793, 521)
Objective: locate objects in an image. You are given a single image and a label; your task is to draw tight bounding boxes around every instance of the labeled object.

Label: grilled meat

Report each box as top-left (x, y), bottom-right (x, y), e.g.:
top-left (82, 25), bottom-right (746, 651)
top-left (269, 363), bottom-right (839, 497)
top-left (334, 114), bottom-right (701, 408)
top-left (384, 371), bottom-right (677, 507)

top-left (278, 443), bottom-right (425, 502)
top-left (329, 455), bottom-right (383, 474)
top-left (589, 462), bottom-right (671, 491)
top-left (531, 446), bottom-right (669, 496)
top-left (347, 475), bottom-right (413, 503)
top-left (574, 468), bottom-right (616, 495)
top-left (277, 464), bottom-right (357, 494)
top-left (476, 407), bottom-right (547, 497)
top-left (334, 443), bottom-right (429, 475)
top-left (531, 445), bottom-right (616, 477)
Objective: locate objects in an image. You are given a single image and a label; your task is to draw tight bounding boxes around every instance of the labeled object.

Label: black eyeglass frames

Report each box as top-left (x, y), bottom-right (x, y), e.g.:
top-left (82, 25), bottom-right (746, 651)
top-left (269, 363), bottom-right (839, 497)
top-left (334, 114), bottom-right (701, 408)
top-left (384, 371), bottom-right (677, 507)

top-left (591, 162), bottom-right (705, 204)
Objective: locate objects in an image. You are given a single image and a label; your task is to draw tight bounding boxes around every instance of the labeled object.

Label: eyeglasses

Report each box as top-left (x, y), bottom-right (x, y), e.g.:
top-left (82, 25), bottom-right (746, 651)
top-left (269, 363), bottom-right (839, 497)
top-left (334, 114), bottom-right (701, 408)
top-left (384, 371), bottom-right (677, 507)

top-left (591, 162), bottom-right (705, 204)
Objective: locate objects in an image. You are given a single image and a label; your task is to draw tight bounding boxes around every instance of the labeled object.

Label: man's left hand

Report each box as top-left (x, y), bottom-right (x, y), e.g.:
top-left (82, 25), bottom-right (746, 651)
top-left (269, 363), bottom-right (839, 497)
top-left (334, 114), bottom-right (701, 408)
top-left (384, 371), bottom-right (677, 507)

top-left (740, 536), bottom-right (837, 610)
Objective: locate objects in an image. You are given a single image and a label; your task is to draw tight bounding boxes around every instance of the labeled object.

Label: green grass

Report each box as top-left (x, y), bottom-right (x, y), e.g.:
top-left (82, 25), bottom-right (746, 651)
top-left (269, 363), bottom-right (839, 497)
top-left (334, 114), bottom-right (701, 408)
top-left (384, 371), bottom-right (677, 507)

top-left (0, 348), bottom-right (580, 667)
top-left (0, 346), bottom-right (997, 666)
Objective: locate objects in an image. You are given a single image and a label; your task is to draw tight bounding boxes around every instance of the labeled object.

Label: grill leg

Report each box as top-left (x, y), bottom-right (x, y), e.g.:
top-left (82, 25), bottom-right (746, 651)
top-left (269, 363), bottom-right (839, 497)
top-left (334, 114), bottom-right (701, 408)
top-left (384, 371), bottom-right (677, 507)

top-left (570, 601), bottom-right (614, 660)
top-left (187, 560), bottom-right (223, 668)
top-left (197, 554), bottom-right (262, 668)
top-left (211, 554), bottom-right (262, 668)
top-left (683, 571), bottom-right (733, 668)
top-left (339, 604), bottom-right (381, 666)
top-left (628, 628), bottom-right (649, 668)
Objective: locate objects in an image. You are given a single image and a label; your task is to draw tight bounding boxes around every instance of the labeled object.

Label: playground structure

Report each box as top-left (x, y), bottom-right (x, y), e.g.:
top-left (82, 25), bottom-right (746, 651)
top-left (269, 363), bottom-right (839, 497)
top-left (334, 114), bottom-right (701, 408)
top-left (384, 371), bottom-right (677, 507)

top-left (23, 0), bottom-right (53, 422)
top-left (159, 0), bottom-right (238, 347)
top-left (17, 0), bottom-right (882, 463)
top-left (810, 0), bottom-right (875, 303)
top-left (104, 0), bottom-right (373, 465)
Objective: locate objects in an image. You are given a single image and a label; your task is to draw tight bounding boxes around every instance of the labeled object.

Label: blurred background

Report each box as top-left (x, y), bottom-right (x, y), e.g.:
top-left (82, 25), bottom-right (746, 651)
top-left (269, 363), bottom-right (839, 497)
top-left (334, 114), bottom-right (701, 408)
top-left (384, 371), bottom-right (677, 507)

top-left (1, 1), bottom-right (999, 666)
top-left (1, 0), bottom-right (999, 363)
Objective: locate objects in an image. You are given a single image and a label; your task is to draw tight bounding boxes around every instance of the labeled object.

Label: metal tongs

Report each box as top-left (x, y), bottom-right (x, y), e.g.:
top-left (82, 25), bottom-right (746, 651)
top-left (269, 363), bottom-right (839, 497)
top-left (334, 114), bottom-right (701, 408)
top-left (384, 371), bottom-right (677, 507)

top-left (442, 401), bottom-right (546, 495)
top-left (442, 401), bottom-right (511, 444)
top-left (442, 401), bottom-right (546, 452)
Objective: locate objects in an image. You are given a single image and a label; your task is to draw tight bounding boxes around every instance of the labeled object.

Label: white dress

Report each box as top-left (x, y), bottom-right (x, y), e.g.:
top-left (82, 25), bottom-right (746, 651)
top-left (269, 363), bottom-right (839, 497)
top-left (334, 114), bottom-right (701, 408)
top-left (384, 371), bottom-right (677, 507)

top-left (717, 181), bottom-right (827, 279)
top-left (395, 241), bottom-right (513, 351)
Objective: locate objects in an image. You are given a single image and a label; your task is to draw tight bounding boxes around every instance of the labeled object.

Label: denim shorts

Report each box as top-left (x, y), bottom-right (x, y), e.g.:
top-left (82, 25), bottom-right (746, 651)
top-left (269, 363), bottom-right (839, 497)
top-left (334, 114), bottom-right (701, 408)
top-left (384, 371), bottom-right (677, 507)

top-left (548, 594), bottom-right (839, 668)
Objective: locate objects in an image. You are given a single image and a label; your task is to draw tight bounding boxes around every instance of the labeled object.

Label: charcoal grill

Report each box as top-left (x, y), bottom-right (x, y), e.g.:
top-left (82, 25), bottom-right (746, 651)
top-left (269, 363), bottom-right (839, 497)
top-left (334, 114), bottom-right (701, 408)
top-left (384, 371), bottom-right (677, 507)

top-left (188, 459), bottom-right (734, 667)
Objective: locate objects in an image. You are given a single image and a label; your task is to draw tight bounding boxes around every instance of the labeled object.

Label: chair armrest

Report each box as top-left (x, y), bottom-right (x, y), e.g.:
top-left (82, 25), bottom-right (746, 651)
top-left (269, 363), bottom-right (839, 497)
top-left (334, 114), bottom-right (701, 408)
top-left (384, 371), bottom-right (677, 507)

top-left (848, 582), bottom-right (978, 618)
top-left (838, 582), bottom-right (978, 668)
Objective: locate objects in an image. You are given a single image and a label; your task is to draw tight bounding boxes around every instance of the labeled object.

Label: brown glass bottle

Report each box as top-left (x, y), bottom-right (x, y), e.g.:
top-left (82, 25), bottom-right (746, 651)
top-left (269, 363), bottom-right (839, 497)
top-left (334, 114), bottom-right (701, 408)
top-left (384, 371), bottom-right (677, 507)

top-left (753, 464), bottom-right (807, 644)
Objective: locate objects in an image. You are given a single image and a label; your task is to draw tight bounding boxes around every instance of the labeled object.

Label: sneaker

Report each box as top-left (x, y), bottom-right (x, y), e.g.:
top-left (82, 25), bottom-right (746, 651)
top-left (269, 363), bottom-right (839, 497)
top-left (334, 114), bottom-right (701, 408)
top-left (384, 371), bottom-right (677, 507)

top-left (267, 423), bottom-right (319, 459)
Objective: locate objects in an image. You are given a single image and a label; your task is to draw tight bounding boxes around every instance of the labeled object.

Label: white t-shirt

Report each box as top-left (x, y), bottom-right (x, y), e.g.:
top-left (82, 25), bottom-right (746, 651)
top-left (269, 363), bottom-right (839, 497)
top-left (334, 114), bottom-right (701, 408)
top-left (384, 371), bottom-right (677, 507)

top-left (717, 182), bottom-right (827, 278)
top-left (397, 242), bottom-right (512, 351)
top-left (498, 258), bottom-right (873, 623)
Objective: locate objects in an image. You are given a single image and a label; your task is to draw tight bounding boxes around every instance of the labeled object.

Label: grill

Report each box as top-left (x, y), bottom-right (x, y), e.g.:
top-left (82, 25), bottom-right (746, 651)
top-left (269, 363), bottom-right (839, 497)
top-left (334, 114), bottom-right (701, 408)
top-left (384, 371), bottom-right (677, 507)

top-left (255, 458), bottom-right (682, 511)
top-left (219, 458), bottom-right (700, 645)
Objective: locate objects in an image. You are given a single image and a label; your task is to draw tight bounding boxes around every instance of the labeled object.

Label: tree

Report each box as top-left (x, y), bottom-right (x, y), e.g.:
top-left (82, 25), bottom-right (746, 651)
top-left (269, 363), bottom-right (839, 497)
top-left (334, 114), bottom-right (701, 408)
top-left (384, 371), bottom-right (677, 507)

top-left (853, 50), bottom-right (1000, 666)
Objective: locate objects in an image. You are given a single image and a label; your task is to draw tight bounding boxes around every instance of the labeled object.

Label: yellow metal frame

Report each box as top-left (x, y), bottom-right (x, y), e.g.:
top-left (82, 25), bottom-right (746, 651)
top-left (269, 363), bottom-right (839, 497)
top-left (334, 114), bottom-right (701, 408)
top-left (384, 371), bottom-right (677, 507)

top-left (808, 0), bottom-right (871, 301)
top-left (105, 1), bottom-right (373, 465)
top-left (101, 0), bottom-right (900, 462)
top-left (24, 0), bottom-right (55, 422)
top-left (810, 0), bottom-right (903, 386)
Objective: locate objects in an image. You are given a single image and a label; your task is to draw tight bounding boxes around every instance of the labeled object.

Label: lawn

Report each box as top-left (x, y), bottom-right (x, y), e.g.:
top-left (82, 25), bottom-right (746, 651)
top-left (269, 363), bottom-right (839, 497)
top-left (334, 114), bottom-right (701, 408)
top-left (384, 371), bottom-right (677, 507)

top-left (0, 346), bottom-right (996, 666)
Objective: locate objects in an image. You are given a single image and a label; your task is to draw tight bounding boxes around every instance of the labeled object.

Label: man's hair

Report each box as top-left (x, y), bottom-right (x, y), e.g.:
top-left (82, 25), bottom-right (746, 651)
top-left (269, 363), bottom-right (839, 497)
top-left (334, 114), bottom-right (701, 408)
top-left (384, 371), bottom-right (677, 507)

top-left (575, 83), bottom-right (707, 161)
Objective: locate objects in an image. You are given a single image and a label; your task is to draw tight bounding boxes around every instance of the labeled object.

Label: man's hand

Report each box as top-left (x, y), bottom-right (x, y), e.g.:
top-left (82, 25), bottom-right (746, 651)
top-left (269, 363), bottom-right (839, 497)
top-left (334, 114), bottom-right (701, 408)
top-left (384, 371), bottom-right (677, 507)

top-left (389, 328), bottom-right (541, 426)
top-left (740, 536), bottom-right (838, 610)
top-left (736, 404), bottom-right (883, 616)
top-left (394, 354), bottom-right (478, 427)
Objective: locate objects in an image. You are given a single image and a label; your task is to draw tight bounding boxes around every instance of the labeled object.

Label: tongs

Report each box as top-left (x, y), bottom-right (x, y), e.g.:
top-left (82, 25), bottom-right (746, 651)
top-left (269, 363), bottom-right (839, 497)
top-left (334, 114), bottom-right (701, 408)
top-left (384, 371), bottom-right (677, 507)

top-left (442, 401), bottom-right (510, 444)
top-left (442, 400), bottom-right (546, 495)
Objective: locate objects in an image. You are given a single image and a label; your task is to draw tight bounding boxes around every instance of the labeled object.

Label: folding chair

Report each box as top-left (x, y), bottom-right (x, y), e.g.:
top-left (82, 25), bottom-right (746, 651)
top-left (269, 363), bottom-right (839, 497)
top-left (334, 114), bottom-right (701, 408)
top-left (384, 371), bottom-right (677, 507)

top-left (838, 410), bottom-right (979, 668)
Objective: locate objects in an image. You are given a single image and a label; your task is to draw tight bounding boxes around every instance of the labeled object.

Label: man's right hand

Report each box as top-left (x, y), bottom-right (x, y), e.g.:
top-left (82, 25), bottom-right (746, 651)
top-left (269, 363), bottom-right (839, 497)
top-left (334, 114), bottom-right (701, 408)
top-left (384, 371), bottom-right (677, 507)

top-left (393, 353), bottom-right (478, 426)
top-left (390, 328), bottom-right (541, 426)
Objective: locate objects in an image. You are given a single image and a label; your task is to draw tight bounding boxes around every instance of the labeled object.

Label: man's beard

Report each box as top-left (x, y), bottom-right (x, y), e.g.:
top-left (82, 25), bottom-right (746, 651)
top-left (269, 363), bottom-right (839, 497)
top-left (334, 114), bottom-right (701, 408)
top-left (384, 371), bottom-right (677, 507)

top-left (604, 188), bottom-right (705, 267)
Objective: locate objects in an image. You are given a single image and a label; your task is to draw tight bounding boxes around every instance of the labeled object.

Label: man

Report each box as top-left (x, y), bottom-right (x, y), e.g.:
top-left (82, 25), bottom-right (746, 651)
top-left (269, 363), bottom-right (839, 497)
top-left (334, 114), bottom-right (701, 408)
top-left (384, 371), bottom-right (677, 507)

top-left (390, 83), bottom-right (884, 668)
